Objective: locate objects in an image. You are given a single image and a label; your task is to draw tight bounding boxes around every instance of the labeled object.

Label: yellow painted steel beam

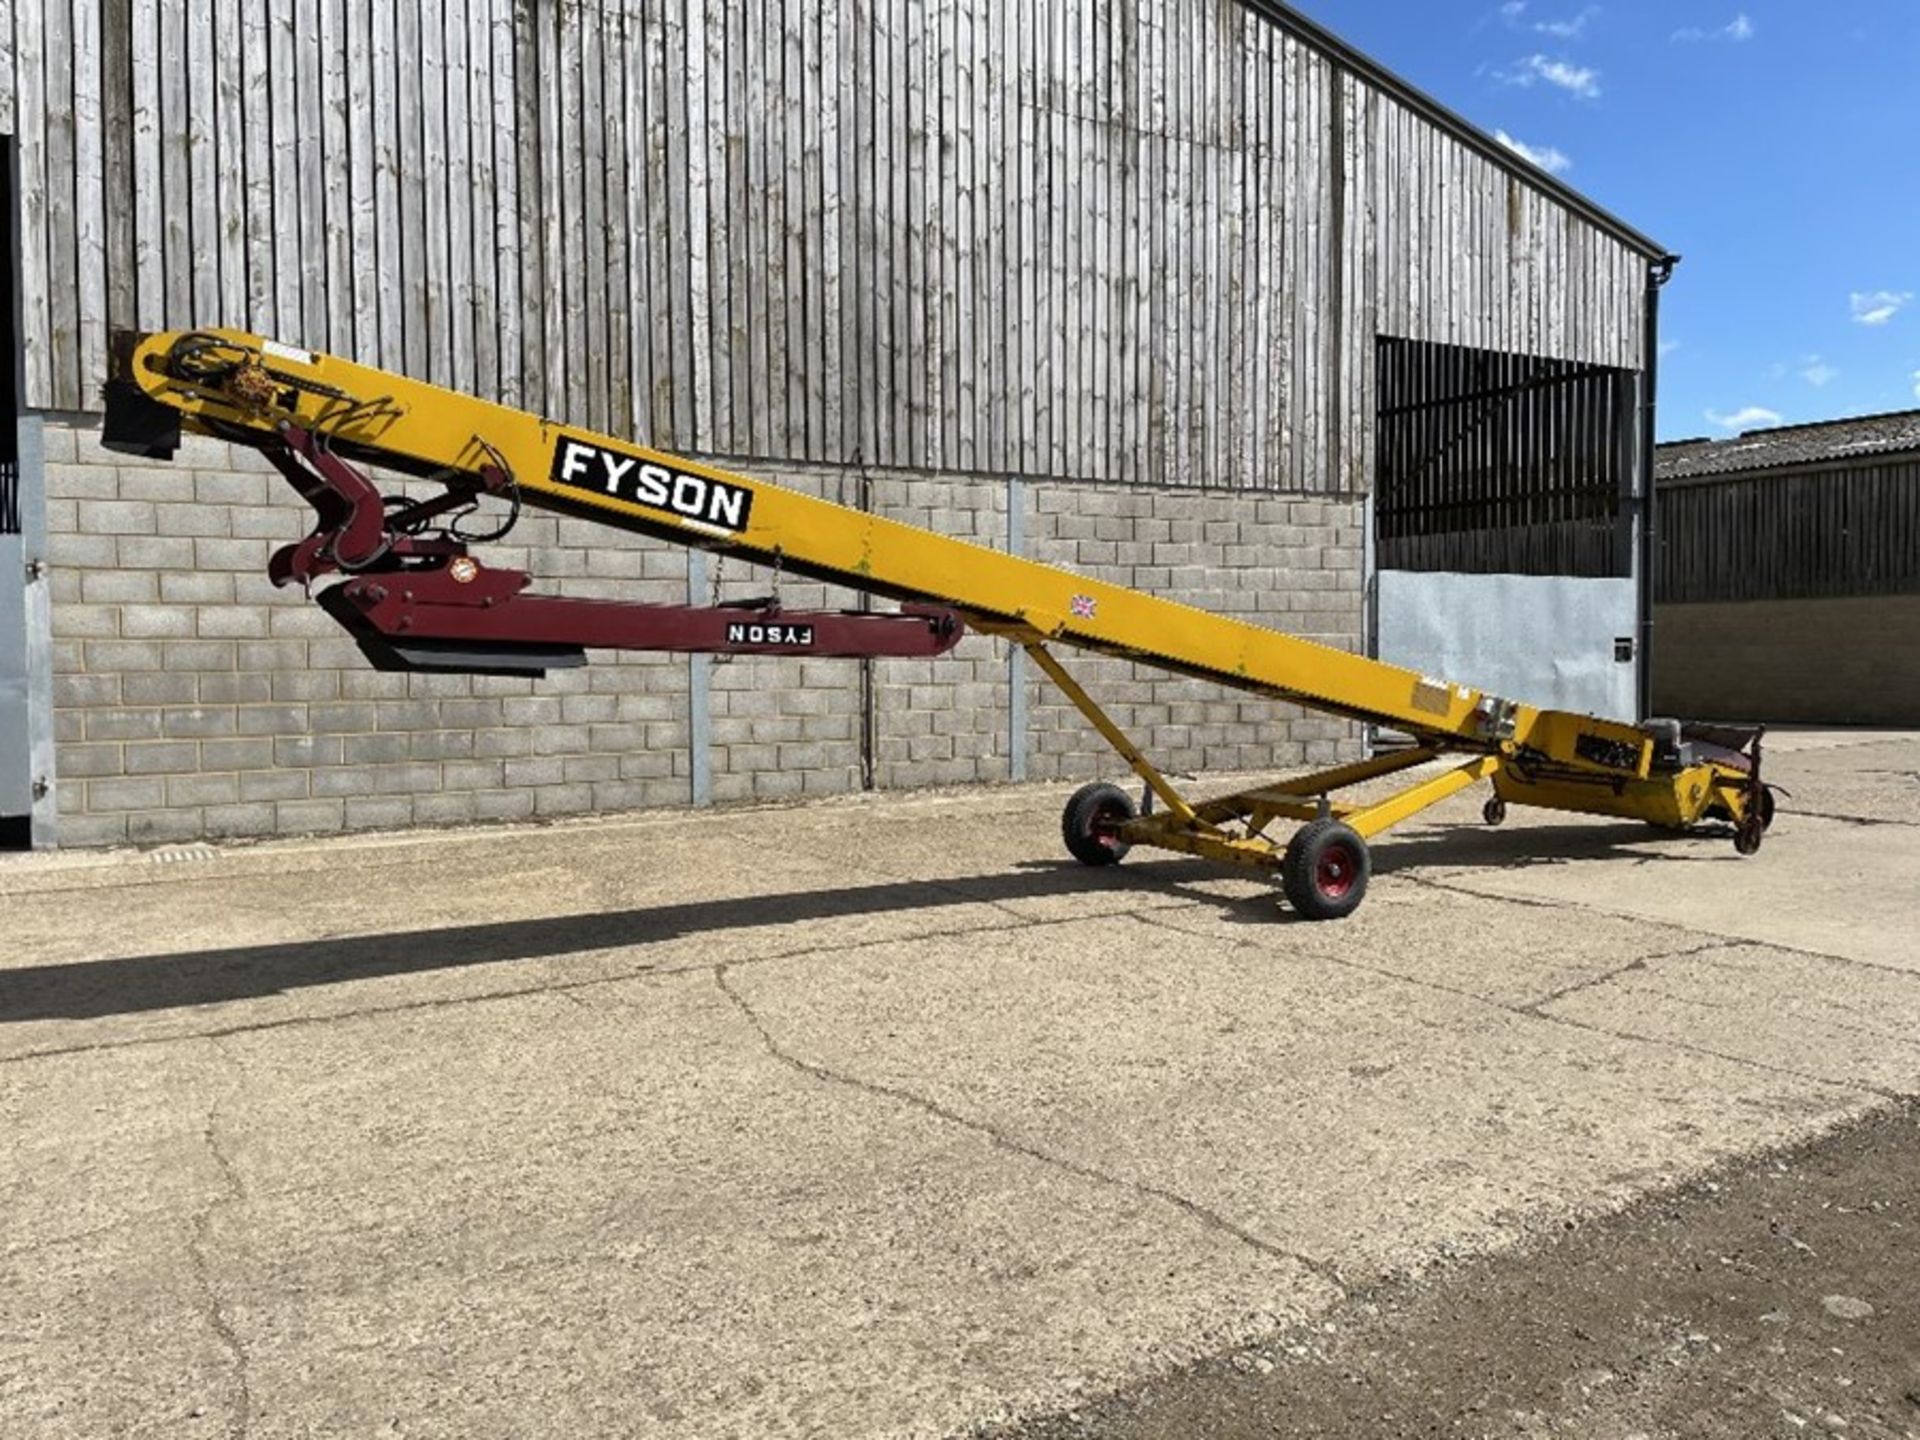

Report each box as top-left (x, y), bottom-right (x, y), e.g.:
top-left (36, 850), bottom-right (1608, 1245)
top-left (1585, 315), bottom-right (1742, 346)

top-left (1247, 799), bottom-right (1356, 826)
top-left (1191, 748), bottom-right (1440, 825)
top-left (121, 328), bottom-right (1656, 781)
top-left (1341, 754), bottom-right (1504, 839)
top-left (1710, 775), bottom-right (1754, 825)
top-left (1023, 642), bottom-right (1199, 825)
top-left (1492, 758), bottom-right (1756, 829)
top-left (1115, 816), bottom-right (1282, 871)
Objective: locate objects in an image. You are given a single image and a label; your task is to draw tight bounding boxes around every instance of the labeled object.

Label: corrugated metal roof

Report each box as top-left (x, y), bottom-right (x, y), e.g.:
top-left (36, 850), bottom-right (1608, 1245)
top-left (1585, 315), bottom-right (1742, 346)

top-left (1656, 409), bottom-right (1920, 481)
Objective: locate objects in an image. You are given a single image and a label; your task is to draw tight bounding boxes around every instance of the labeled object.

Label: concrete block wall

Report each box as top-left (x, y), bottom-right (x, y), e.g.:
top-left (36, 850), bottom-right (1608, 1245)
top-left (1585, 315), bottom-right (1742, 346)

top-left (705, 467), bottom-right (869, 804)
top-left (1653, 595), bottom-right (1920, 726)
top-left (1021, 484), bottom-right (1365, 781)
top-left (871, 473), bottom-right (1015, 791)
top-left (42, 422), bottom-right (694, 847)
top-left (40, 419), bottom-right (1364, 846)
top-left (775, 467), bottom-right (1368, 792)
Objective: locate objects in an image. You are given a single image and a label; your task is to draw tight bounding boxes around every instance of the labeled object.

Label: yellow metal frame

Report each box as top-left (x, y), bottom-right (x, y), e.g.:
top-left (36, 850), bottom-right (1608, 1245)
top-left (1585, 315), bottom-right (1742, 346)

top-left (1026, 639), bottom-right (1507, 866)
top-left (1493, 759), bottom-right (1757, 829)
top-left (116, 327), bottom-right (1768, 880)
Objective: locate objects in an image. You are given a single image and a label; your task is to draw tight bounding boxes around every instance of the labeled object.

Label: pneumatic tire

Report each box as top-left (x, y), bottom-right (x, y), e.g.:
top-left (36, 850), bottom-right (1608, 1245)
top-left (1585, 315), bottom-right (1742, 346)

top-left (1281, 819), bottom-right (1371, 921)
top-left (1062, 782), bottom-right (1136, 866)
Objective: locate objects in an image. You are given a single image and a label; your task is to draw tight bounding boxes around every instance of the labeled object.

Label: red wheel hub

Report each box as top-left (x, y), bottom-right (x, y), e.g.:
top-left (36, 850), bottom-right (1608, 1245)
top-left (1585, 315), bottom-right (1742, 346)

top-left (1093, 806), bottom-right (1125, 849)
top-left (1316, 844), bottom-right (1358, 899)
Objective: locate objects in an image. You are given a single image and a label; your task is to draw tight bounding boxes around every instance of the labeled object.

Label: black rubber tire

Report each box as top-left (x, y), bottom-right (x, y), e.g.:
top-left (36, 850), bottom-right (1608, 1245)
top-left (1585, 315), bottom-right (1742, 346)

top-left (1482, 796), bottom-right (1508, 827)
top-left (1712, 791), bottom-right (1766, 833)
top-left (1281, 819), bottom-right (1372, 921)
top-left (1062, 782), bottom-right (1136, 866)
top-left (1734, 810), bottom-right (1766, 856)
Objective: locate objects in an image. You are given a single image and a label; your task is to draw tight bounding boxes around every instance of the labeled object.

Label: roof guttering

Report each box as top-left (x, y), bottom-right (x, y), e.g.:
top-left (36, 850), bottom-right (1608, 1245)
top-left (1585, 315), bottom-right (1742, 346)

top-left (1240, 0), bottom-right (1672, 262)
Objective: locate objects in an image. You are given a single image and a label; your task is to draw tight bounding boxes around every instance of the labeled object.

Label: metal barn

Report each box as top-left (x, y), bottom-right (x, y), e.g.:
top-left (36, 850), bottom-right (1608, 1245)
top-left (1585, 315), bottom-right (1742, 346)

top-left (1655, 413), bottom-right (1920, 726)
top-left (0, 1), bottom-right (1670, 847)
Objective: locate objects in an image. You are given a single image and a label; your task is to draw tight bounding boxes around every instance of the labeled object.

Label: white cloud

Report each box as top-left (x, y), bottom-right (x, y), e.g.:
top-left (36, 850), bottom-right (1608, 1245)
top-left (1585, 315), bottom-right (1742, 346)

top-left (1501, 0), bottom-right (1527, 15)
top-left (1912, 369), bottom-right (1920, 402)
top-left (1534, 6), bottom-right (1599, 39)
top-left (1799, 356), bottom-right (1838, 387)
top-left (1673, 13), bottom-right (1754, 42)
top-left (1502, 53), bottom-right (1601, 98)
top-left (1494, 129), bottom-right (1572, 174)
top-left (1851, 290), bottom-right (1913, 326)
top-left (1706, 405), bottom-right (1784, 431)
top-left (1658, 338), bottom-right (1681, 358)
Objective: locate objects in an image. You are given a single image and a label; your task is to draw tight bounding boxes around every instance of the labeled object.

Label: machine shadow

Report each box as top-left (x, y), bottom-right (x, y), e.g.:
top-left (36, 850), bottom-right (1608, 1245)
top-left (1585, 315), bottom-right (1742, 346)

top-left (0, 859), bottom-right (1214, 1025)
top-left (1018, 819), bottom-right (1729, 928)
top-left (1367, 819), bottom-right (1737, 875)
top-left (3, 822), bottom-right (1736, 1026)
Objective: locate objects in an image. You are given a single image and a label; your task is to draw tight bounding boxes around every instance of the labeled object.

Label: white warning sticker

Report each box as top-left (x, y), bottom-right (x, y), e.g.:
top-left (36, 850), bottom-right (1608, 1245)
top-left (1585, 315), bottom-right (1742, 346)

top-left (261, 339), bottom-right (315, 366)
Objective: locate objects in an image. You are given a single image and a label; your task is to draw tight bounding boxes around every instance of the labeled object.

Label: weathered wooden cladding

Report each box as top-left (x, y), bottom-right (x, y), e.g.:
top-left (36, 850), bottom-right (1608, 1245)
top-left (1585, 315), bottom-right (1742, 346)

top-left (1658, 460), bottom-right (1920, 605)
top-left (12, 0), bottom-right (1651, 495)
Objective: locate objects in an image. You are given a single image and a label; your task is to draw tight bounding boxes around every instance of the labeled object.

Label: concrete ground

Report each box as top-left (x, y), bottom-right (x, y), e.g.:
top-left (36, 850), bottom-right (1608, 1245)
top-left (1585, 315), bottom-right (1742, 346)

top-left (1, 729), bottom-right (1916, 1438)
top-left (1001, 1099), bottom-right (1920, 1439)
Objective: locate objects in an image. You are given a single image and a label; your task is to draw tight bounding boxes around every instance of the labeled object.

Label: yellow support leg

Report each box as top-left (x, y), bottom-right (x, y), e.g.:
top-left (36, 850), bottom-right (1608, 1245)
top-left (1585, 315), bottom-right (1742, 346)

top-left (1192, 747), bottom-right (1443, 828)
top-left (1024, 642), bottom-right (1202, 827)
top-left (1340, 753), bottom-right (1504, 839)
top-left (1114, 821), bottom-right (1285, 871)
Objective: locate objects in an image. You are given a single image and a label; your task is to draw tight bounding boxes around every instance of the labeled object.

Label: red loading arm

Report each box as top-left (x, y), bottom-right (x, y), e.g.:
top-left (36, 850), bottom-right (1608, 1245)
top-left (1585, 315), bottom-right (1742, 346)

top-left (260, 422), bottom-right (964, 675)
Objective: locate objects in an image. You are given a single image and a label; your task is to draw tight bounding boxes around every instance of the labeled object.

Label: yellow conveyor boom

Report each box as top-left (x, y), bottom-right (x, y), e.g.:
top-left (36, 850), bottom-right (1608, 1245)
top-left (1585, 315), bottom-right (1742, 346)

top-left (108, 328), bottom-right (1772, 918)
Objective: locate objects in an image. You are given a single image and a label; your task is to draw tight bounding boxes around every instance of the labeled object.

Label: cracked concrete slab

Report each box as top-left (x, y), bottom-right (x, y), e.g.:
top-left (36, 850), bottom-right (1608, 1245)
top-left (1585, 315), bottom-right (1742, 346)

top-left (1763, 734), bottom-right (1920, 829)
top-left (718, 909), bottom-right (1868, 1280)
top-left (151, 977), bottom-right (1331, 1438)
top-left (1, 730), bottom-right (1917, 1438)
top-left (1538, 941), bottom-right (1920, 1096)
top-left (1406, 808), bottom-right (1920, 970)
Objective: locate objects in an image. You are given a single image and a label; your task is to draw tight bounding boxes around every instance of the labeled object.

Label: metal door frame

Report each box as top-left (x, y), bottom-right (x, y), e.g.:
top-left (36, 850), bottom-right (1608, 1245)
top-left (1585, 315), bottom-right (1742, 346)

top-left (1, 134), bottom-right (56, 847)
top-left (1366, 332), bottom-right (1648, 726)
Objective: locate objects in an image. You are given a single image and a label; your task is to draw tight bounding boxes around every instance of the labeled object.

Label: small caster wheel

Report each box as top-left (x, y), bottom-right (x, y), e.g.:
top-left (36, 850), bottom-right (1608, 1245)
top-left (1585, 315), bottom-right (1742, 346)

top-left (1756, 785), bottom-right (1777, 830)
top-left (1482, 796), bottom-right (1507, 827)
top-left (1734, 810), bottom-right (1765, 856)
top-left (1281, 818), bottom-right (1371, 921)
top-left (1062, 782), bottom-right (1136, 866)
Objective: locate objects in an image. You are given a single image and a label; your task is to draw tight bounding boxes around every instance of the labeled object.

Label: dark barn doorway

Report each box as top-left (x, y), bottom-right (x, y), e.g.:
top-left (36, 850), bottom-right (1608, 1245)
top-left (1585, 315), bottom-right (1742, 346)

top-left (1370, 335), bottom-right (1643, 721)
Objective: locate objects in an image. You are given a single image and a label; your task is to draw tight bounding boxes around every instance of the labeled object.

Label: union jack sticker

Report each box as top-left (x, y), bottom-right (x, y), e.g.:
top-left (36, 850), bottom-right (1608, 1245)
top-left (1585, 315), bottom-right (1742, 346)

top-left (1069, 593), bottom-right (1098, 620)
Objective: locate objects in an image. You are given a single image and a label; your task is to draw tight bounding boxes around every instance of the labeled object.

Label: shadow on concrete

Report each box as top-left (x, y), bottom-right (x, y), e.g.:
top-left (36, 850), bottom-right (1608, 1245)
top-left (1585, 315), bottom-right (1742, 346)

top-left (1367, 820), bottom-right (1741, 876)
top-left (0, 860), bottom-right (1211, 1024)
top-left (1, 821), bottom-right (1744, 1026)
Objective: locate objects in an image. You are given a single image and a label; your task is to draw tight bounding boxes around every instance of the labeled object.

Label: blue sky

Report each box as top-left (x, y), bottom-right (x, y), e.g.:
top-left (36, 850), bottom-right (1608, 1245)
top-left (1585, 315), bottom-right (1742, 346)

top-left (1294, 1), bottom-right (1920, 440)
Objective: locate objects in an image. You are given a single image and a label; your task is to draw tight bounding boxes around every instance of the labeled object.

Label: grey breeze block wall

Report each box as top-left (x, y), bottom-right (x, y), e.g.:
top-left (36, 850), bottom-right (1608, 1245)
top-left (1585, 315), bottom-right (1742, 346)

top-left (42, 418), bottom-right (1364, 847)
top-left (1653, 595), bottom-right (1920, 728)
